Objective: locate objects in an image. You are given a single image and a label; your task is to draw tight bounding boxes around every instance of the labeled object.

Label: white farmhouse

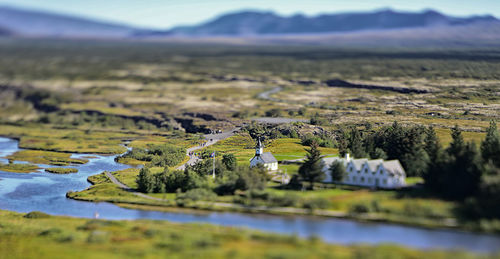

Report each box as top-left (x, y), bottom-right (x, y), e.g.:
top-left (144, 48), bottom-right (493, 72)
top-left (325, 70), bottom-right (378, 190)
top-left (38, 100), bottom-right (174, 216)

top-left (321, 154), bottom-right (406, 189)
top-left (250, 138), bottom-right (278, 171)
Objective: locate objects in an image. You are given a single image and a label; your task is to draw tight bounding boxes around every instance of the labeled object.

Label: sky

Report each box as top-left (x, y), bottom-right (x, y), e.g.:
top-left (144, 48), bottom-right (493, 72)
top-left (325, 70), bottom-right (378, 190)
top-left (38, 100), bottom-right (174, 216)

top-left (0, 0), bottom-right (498, 29)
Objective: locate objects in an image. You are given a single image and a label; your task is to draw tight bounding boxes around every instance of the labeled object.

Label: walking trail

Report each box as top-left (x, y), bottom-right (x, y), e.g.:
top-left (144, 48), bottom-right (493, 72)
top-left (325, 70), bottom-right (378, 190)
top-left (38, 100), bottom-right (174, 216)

top-left (105, 127), bottom-right (240, 201)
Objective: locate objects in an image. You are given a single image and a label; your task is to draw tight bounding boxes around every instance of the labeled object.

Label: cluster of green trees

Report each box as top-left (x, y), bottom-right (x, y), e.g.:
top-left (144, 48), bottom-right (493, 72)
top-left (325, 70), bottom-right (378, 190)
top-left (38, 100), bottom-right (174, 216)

top-left (301, 132), bottom-right (336, 148)
top-left (337, 121), bottom-right (500, 214)
top-left (338, 122), bottom-right (436, 177)
top-left (422, 122), bottom-right (500, 219)
top-left (136, 154), bottom-right (269, 196)
top-left (118, 144), bottom-right (186, 167)
top-left (244, 122), bottom-right (300, 140)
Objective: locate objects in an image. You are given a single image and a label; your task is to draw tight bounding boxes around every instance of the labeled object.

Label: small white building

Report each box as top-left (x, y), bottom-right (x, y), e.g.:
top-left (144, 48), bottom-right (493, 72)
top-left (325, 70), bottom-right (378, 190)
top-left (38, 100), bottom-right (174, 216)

top-left (321, 154), bottom-right (406, 189)
top-left (250, 138), bottom-right (278, 171)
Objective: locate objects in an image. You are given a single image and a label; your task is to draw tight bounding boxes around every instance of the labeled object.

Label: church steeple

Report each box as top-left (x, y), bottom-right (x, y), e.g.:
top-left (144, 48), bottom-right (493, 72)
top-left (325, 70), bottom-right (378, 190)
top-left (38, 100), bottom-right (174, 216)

top-left (255, 137), bottom-right (264, 156)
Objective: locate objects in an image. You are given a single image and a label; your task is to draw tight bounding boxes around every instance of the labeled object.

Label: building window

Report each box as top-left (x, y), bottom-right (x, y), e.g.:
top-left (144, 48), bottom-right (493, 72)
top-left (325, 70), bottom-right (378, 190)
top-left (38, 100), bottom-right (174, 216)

top-left (383, 179), bottom-right (388, 185)
top-left (361, 177), bottom-right (365, 183)
top-left (352, 176), bottom-right (356, 182)
top-left (368, 178), bottom-right (372, 184)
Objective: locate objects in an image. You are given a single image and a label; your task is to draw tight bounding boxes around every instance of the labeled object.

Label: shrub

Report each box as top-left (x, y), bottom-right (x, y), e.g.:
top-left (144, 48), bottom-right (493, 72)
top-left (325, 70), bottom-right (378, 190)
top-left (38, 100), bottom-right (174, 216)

top-left (24, 211), bottom-right (51, 219)
top-left (302, 197), bottom-right (329, 210)
top-left (349, 203), bottom-right (370, 214)
top-left (265, 108), bottom-right (282, 117)
top-left (45, 167), bottom-right (78, 174)
top-left (269, 193), bottom-right (300, 207)
top-left (176, 188), bottom-right (217, 206)
top-left (118, 144), bottom-right (185, 167)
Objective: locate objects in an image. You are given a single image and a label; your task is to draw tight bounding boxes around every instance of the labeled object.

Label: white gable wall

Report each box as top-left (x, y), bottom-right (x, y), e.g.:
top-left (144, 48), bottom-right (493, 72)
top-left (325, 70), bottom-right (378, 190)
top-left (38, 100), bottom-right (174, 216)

top-left (250, 156), bottom-right (278, 171)
top-left (322, 157), bottom-right (406, 189)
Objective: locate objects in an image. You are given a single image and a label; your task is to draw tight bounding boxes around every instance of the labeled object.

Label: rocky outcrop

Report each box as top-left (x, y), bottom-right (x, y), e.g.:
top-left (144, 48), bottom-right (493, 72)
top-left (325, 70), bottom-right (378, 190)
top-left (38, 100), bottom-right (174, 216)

top-left (325, 79), bottom-right (429, 94)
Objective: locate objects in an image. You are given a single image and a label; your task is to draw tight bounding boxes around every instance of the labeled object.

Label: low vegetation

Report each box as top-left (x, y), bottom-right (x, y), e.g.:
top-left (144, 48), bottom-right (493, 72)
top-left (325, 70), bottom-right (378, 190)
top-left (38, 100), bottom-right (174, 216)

top-left (116, 144), bottom-right (186, 167)
top-left (45, 167), bottom-right (78, 174)
top-left (2, 209), bottom-right (493, 259)
top-left (7, 150), bottom-right (88, 166)
top-left (0, 162), bottom-right (39, 173)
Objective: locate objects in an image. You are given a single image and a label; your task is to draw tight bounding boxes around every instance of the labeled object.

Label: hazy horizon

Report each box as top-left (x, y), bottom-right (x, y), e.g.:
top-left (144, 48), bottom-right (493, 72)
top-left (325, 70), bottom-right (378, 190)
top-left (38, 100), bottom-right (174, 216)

top-left (0, 0), bottom-right (498, 29)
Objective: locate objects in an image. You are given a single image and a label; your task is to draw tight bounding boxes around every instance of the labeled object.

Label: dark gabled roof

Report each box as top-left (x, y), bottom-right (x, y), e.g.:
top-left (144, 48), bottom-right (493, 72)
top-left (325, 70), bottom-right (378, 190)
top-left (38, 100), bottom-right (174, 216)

top-left (260, 152), bottom-right (277, 163)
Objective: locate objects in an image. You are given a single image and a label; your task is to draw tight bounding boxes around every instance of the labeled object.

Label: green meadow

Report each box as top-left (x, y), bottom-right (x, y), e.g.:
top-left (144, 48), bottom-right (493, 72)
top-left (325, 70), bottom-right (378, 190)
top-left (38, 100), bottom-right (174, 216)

top-left (2, 210), bottom-right (495, 259)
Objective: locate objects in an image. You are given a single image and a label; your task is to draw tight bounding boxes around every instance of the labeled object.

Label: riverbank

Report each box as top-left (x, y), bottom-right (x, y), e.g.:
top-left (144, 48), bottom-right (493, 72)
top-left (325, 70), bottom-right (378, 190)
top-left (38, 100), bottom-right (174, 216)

top-left (67, 171), bottom-right (500, 236)
top-left (2, 210), bottom-right (494, 259)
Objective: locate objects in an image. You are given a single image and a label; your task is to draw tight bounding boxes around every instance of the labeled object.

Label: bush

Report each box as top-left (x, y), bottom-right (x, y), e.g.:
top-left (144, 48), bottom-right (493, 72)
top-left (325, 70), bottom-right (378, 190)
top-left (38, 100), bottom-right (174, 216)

top-left (176, 188), bottom-right (217, 206)
top-left (234, 165), bottom-right (268, 191)
top-left (265, 108), bottom-right (282, 117)
top-left (349, 203), bottom-right (370, 214)
top-left (45, 167), bottom-right (78, 174)
top-left (24, 211), bottom-right (51, 219)
top-left (269, 193), bottom-right (300, 207)
top-left (118, 144), bottom-right (185, 167)
top-left (302, 197), bottom-right (329, 210)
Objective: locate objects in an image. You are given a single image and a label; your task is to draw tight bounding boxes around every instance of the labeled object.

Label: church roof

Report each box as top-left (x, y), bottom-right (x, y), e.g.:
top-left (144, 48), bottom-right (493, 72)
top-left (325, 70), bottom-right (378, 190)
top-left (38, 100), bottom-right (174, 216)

top-left (260, 152), bottom-right (277, 163)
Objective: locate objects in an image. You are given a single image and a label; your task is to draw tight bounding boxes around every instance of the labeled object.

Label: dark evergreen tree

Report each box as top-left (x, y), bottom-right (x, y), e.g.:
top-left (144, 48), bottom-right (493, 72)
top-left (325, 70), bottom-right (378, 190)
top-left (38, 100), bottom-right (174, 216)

top-left (401, 147), bottom-right (429, 177)
top-left (442, 126), bottom-right (482, 200)
top-left (370, 147), bottom-right (387, 160)
top-left (136, 167), bottom-right (155, 193)
top-left (337, 130), bottom-right (349, 158)
top-left (422, 126), bottom-right (444, 191)
top-left (298, 141), bottom-right (325, 189)
top-left (472, 162), bottom-right (500, 218)
top-left (329, 160), bottom-right (346, 183)
top-left (222, 154), bottom-right (237, 171)
top-left (424, 126), bottom-right (441, 161)
top-left (481, 121), bottom-right (500, 167)
top-left (348, 127), bottom-right (366, 158)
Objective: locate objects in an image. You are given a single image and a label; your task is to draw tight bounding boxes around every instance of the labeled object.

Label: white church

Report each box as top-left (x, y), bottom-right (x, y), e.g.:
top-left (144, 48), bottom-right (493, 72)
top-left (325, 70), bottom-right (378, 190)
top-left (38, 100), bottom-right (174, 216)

top-left (250, 138), bottom-right (278, 171)
top-left (321, 154), bottom-right (406, 189)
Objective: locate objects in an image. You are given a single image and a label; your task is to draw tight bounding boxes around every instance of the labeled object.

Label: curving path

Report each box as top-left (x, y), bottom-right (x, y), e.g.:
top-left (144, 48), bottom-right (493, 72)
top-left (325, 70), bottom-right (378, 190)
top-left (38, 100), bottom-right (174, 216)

top-left (177, 127), bottom-right (240, 170)
top-left (105, 127), bottom-right (240, 201)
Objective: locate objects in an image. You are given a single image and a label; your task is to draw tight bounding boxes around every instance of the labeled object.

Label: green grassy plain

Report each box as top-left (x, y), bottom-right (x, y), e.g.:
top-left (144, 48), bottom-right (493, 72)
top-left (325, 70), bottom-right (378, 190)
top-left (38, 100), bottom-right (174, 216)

top-left (7, 150), bottom-right (88, 166)
top-left (0, 163), bottom-right (39, 173)
top-left (2, 210), bottom-right (495, 259)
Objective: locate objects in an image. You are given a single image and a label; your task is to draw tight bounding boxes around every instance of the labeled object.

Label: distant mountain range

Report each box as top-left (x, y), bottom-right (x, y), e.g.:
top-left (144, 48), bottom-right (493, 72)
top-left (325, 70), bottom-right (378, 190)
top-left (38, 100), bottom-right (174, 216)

top-left (0, 5), bottom-right (500, 47)
top-left (0, 6), bottom-right (135, 37)
top-left (159, 9), bottom-right (498, 36)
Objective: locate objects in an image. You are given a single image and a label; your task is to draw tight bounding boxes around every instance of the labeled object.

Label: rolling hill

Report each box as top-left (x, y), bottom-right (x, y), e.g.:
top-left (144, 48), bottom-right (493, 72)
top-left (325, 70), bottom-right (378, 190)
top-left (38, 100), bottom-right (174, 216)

top-left (0, 6), bottom-right (135, 38)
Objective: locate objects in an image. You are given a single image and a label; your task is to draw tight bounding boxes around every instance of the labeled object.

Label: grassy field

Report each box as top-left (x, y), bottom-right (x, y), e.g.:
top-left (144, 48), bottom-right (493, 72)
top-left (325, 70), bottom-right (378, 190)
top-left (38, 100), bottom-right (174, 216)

top-left (0, 163), bottom-right (40, 173)
top-left (6, 150), bottom-right (88, 166)
top-left (0, 124), bottom-right (130, 154)
top-left (202, 135), bottom-right (338, 165)
top-left (2, 210), bottom-right (495, 259)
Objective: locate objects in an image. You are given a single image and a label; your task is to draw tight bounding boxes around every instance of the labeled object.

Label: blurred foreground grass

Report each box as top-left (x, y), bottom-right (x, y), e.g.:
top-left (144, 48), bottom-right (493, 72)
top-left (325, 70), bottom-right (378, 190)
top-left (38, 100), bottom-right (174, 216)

top-left (0, 210), bottom-right (496, 259)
